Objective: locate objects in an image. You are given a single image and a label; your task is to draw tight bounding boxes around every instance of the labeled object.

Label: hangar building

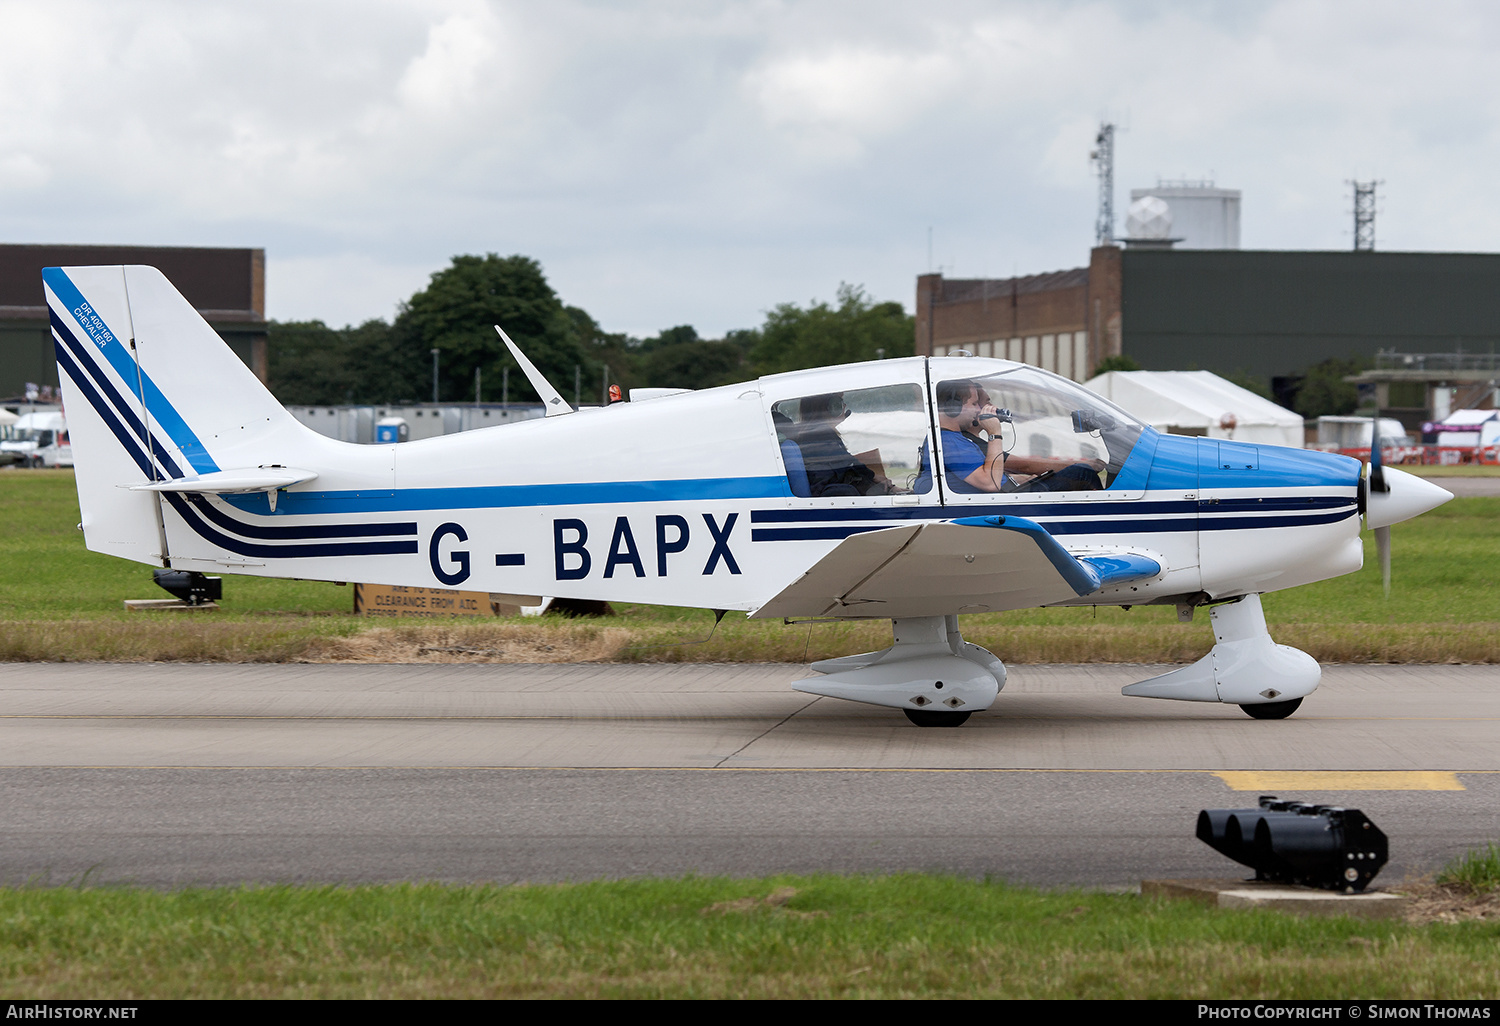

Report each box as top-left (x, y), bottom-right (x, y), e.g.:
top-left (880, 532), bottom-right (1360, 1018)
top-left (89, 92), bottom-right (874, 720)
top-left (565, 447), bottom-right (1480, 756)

top-left (0, 245), bottom-right (267, 399)
top-left (918, 247), bottom-right (1500, 428)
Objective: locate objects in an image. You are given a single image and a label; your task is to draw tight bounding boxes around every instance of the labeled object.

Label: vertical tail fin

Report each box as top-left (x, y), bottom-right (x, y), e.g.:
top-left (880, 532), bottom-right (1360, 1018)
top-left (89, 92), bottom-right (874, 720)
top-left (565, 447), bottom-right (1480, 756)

top-left (46, 265), bottom-right (300, 565)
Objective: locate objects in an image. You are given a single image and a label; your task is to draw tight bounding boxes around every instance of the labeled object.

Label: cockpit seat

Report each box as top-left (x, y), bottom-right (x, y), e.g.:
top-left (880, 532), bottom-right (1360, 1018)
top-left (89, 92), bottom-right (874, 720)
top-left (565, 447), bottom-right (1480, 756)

top-left (780, 438), bottom-right (812, 497)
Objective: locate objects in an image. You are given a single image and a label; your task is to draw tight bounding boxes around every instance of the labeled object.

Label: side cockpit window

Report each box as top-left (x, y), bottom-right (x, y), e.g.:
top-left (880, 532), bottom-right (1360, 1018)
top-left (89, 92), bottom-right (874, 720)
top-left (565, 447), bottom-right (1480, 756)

top-left (928, 368), bottom-right (1145, 495)
top-left (773, 383), bottom-right (933, 497)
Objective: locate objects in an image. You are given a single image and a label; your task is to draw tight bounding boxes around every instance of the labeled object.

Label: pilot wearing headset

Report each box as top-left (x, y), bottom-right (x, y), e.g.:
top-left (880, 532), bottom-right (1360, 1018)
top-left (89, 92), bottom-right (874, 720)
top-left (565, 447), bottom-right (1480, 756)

top-left (934, 379), bottom-right (1105, 493)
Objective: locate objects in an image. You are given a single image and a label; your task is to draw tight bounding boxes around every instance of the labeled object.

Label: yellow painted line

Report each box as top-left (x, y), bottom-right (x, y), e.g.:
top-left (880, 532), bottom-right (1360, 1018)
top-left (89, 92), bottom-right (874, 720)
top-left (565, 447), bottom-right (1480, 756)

top-left (1214, 770), bottom-right (1465, 791)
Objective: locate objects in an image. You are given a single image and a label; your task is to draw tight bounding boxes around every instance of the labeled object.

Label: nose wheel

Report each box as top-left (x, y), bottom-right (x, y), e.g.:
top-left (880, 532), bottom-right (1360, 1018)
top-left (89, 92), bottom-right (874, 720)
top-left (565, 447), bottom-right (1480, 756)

top-left (903, 708), bottom-right (972, 727)
top-left (1240, 697), bottom-right (1303, 720)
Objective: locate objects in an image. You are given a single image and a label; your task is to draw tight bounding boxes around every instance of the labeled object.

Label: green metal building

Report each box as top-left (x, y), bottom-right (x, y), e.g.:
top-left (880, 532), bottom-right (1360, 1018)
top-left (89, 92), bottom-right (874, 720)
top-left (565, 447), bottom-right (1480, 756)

top-left (0, 244), bottom-right (266, 400)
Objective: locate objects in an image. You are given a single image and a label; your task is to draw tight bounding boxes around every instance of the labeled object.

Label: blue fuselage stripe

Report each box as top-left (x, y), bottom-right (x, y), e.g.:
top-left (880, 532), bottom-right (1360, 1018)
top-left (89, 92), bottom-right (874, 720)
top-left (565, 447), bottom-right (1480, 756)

top-left (186, 495), bottom-right (418, 541)
top-left (223, 476), bottom-right (793, 516)
top-left (161, 493), bottom-right (420, 559)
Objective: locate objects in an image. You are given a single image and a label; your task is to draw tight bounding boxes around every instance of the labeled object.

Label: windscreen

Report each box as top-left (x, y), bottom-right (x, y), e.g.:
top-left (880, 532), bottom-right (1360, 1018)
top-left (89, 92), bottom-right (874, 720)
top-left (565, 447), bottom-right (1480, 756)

top-left (934, 367), bottom-right (1145, 491)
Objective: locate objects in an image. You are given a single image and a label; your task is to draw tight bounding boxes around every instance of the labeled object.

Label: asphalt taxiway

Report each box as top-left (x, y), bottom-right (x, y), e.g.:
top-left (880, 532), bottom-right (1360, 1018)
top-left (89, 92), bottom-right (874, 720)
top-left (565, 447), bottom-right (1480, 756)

top-left (1, 661), bottom-right (1495, 888)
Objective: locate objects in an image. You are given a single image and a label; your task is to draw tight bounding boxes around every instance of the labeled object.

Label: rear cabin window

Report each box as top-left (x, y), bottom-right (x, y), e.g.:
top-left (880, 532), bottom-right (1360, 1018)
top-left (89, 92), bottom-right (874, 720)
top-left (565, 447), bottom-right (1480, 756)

top-left (772, 383), bottom-right (933, 497)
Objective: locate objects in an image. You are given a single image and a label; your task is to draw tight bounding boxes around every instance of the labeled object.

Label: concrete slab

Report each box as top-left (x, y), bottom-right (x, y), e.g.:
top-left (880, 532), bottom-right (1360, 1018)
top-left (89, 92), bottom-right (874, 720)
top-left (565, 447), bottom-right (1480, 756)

top-left (123, 599), bottom-right (218, 612)
top-left (1142, 878), bottom-right (1409, 919)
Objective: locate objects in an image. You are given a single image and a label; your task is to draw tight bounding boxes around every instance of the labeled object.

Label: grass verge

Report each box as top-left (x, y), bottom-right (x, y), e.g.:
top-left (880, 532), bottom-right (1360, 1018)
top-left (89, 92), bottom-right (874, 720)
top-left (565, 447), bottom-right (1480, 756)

top-left (1438, 844), bottom-right (1500, 893)
top-left (1400, 465), bottom-right (1500, 478)
top-left (4, 875), bottom-right (1500, 999)
top-left (1, 617), bottom-right (1494, 665)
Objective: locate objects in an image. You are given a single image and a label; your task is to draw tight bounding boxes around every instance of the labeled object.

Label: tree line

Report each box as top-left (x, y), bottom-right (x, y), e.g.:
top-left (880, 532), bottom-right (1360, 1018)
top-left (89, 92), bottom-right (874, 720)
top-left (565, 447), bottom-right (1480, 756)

top-left (267, 252), bottom-right (1361, 417)
top-left (267, 254), bottom-right (915, 406)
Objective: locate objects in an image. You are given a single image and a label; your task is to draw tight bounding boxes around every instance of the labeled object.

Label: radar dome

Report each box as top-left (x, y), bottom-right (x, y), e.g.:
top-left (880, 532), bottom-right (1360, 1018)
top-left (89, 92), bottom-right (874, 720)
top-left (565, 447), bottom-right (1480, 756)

top-left (1126, 196), bottom-right (1173, 240)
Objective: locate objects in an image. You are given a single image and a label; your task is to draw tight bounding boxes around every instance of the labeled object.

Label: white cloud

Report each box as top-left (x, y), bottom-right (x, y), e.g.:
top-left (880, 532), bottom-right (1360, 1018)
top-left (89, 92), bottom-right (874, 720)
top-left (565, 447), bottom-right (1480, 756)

top-left (749, 47), bottom-right (961, 136)
top-left (394, 5), bottom-right (501, 114)
top-left (0, 154), bottom-right (49, 190)
top-left (5, 1), bottom-right (1500, 333)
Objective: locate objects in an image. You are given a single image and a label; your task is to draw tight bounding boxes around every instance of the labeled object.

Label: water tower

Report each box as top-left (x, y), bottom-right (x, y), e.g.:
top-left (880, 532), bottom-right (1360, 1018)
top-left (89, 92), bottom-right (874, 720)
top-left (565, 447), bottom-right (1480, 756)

top-left (1129, 180), bottom-right (1241, 249)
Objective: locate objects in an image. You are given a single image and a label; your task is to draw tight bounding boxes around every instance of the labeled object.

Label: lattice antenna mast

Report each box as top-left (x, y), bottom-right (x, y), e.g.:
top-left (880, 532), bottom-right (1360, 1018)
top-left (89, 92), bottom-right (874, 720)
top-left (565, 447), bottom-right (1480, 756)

top-left (1091, 122), bottom-right (1116, 246)
top-left (1351, 179), bottom-right (1381, 251)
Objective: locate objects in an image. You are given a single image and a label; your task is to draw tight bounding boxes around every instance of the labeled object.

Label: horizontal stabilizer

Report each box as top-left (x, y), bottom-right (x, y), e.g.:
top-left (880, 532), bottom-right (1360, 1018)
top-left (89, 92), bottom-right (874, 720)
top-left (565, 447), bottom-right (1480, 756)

top-left (751, 515), bottom-right (1163, 620)
top-left (130, 467), bottom-right (319, 494)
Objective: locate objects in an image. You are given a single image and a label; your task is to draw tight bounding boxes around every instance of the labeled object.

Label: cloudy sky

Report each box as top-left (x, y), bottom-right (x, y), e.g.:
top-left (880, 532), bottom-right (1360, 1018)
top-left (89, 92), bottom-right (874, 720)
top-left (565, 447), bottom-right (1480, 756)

top-left (2, 1), bottom-right (1497, 335)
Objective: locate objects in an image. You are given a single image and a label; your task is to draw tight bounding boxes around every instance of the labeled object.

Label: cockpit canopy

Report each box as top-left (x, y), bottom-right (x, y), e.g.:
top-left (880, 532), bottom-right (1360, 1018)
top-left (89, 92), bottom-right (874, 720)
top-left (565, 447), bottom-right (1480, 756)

top-left (763, 358), bottom-right (1146, 500)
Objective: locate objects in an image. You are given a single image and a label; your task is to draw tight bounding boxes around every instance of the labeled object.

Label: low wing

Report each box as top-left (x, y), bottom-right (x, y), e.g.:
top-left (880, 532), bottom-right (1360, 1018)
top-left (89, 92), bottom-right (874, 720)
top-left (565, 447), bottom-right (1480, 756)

top-left (750, 514), bottom-right (1162, 620)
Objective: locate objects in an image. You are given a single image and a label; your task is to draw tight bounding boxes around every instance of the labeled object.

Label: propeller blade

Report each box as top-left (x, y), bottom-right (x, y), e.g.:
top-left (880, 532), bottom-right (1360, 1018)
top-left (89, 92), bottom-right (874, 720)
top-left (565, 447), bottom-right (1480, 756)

top-left (1375, 525), bottom-right (1391, 598)
top-left (1369, 424), bottom-right (1388, 494)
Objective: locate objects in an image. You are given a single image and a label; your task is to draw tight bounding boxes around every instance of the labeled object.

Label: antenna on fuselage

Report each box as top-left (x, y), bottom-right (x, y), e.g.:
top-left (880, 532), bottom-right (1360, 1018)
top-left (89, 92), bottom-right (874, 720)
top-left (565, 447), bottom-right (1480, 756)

top-left (494, 326), bottom-right (575, 417)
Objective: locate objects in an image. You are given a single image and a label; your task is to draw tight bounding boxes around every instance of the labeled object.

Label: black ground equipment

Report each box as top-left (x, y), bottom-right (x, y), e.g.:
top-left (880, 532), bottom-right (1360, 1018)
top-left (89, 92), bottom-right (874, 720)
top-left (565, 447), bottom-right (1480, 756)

top-left (152, 569), bottom-right (223, 606)
top-left (1197, 795), bottom-right (1388, 892)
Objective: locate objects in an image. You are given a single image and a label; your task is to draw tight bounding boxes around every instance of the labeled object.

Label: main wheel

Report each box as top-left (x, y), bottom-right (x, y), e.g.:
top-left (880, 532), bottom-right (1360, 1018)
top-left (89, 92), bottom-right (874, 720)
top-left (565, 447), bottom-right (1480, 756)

top-left (1240, 697), bottom-right (1303, 720)
top-left (903, 708), bottom-right (972, 727)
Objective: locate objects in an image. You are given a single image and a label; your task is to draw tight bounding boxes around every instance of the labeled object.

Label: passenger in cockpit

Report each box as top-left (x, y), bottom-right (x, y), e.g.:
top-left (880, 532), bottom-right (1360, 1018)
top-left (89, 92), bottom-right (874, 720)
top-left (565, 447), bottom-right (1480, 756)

top-left (933, 380), bottom-right (1105, 493)
top-left (790, 393), bottom-right (893, 497)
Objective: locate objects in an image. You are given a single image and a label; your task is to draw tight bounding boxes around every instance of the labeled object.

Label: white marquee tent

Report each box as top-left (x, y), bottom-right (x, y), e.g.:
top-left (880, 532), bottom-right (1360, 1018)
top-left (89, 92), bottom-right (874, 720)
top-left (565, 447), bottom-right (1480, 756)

top-left (1082, 370), bottom-right (1304, 449)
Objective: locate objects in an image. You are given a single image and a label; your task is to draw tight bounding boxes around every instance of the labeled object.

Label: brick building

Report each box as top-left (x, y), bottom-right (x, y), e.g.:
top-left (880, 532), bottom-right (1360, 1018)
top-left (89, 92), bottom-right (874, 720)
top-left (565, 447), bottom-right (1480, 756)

top-left (916, 246), bottom-right (1121, 381)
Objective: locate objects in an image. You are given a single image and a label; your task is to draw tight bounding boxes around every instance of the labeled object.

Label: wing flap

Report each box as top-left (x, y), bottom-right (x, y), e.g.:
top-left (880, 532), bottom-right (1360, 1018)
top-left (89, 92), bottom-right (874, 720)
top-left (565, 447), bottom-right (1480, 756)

top-left (752, 524), bottom-right (922, 619)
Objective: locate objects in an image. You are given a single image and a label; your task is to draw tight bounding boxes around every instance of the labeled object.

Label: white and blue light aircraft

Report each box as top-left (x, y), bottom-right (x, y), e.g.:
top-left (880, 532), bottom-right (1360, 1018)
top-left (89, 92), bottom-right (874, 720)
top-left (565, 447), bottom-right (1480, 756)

top-left (48, 265), bottom-right (1452, 726)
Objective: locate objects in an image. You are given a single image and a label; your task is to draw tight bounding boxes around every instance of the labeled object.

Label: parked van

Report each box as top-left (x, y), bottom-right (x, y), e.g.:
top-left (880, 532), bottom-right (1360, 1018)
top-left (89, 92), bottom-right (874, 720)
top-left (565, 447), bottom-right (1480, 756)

top-left (1314, 415), bottom-right (1412, 451)
top-left (0, 412), bottom-right (72, 468)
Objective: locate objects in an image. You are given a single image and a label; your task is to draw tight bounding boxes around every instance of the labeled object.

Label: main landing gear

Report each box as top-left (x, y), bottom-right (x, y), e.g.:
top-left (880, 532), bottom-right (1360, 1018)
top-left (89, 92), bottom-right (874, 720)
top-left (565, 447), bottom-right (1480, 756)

top-left (791, 615), bottom-right (1005, 727)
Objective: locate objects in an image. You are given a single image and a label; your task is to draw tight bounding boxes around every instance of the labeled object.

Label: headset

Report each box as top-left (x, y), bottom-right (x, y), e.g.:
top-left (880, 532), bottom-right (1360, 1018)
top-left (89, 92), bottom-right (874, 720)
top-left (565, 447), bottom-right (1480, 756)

top-left (936, 379), bottom-right (974, 418)
top-left (936, 379), bottom-right (1012, 429)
